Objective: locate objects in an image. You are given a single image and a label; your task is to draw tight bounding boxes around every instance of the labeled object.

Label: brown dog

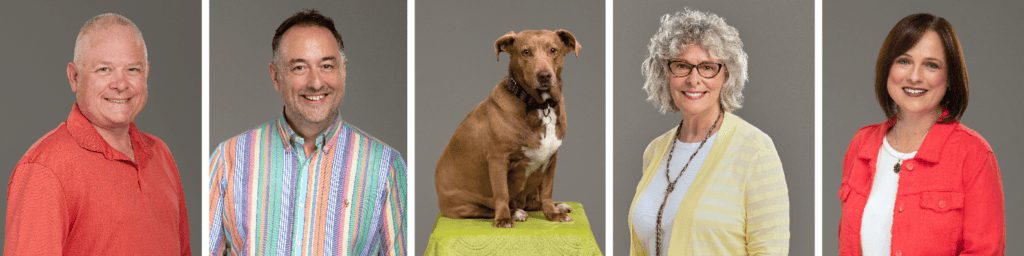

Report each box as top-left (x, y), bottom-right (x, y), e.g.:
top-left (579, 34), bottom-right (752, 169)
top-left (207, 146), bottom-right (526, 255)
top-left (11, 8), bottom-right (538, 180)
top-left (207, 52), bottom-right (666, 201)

top-left (435, 30), bottom-right (581, 228)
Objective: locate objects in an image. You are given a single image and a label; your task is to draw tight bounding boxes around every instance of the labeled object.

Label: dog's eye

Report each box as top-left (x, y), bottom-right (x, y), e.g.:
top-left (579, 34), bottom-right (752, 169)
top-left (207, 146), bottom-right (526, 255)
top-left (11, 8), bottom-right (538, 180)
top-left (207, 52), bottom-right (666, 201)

top-left (550, 48), bottom-right (556, 53)
top-left (522, 49), bottom-right (530, 55)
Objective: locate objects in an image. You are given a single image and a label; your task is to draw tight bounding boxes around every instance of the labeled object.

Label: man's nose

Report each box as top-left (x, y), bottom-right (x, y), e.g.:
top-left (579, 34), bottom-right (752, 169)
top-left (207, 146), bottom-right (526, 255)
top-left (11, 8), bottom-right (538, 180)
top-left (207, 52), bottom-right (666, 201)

top-left (309, 72), bottom-right (325, 89)
top-left (110, 70), bottom-right (130, 91)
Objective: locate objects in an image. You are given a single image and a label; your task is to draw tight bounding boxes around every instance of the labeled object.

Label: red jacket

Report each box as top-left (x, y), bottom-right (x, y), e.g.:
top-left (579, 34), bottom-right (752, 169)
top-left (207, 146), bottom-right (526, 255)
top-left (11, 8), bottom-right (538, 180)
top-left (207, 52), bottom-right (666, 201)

top-left (838, 119), bottom-right (1004, 255)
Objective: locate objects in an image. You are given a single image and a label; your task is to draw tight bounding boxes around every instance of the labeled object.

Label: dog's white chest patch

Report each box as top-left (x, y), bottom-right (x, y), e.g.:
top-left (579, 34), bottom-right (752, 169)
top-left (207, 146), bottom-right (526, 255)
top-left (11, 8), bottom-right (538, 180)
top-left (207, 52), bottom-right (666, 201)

top-left (521, 106), bottom-right (562, 177)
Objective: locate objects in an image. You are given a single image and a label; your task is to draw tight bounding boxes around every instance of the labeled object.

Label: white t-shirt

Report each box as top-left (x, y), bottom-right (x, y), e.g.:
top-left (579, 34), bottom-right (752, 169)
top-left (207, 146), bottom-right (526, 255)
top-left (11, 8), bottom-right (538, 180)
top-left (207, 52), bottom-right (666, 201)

top-left (860, 136), bottom-right (916, 256)
top-left (633, 133), bottom-right (717, 255)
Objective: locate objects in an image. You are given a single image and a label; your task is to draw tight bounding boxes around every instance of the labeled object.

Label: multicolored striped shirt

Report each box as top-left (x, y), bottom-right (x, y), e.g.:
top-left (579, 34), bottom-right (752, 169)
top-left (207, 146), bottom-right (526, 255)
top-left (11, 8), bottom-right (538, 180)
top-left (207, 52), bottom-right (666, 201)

top-left (209, 114), bottom-right (406, 256)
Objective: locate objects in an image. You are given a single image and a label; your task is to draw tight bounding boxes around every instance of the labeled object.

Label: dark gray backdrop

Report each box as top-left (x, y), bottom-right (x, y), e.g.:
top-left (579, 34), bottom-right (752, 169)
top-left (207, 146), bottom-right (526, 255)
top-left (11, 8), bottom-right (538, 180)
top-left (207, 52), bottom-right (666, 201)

top-left (614, 0), bottom-right (815, 255)
top-left (824, 1), bottom-right (1024, 254)
top-left (415, 0), bottom-right (605, 254)
top-left (210, 0), bottom-right (407, 154)
top-left (0, 1), bottom-right (201, 254)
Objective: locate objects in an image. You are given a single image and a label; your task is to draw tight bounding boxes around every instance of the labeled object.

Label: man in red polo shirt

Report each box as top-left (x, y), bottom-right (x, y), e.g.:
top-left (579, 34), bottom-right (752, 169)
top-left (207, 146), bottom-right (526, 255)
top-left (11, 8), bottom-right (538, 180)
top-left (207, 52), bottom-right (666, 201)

top-left (5, 13), bottom-right (190, 255)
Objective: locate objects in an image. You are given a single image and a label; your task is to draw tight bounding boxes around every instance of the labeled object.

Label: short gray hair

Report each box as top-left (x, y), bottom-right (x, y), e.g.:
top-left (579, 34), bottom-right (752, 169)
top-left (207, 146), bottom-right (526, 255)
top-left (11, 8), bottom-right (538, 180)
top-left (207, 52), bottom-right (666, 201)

top-left (642, 8), bottom-right (748, 113)
top-left (73, 13), bottom-right (147, 64)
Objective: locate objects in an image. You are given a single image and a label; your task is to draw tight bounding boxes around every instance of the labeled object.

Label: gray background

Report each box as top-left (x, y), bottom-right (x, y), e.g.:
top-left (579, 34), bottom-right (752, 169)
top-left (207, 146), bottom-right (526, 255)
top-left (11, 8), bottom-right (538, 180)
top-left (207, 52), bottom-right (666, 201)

top-left (614, 0), bottom-right (814, 255)
top-left (415, 0), bottom-right (605, 254)
top-left (0, 1), bottom-right (201, 254)
top-left (824, 0), bottom-right (1024, 254)
top-left (210, 0), bottom-right (407, 154)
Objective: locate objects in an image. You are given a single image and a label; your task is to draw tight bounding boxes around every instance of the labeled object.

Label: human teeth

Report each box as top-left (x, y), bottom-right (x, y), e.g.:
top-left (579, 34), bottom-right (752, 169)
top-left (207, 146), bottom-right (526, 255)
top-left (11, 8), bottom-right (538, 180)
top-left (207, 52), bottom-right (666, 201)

top-left (106, 99), bottom-right (127, 103)
top-left (903, 88), bottom-right (925, 94)
top-left (304, 95), bottom-right (325, 101)
top-left (684, 92), bottom-right (704, 97)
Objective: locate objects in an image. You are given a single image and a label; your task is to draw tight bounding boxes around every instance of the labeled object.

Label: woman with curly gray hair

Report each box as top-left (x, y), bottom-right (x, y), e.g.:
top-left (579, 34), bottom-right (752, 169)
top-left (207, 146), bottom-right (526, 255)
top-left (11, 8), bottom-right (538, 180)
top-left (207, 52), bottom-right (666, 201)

top-left (627, 8), bottom-right (790, 255)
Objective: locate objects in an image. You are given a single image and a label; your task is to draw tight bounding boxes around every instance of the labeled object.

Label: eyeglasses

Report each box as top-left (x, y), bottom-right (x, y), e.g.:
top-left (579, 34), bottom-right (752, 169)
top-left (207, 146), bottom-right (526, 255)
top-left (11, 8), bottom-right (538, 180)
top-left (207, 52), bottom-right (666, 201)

top-left (667, 61), bottom-right (724, 78)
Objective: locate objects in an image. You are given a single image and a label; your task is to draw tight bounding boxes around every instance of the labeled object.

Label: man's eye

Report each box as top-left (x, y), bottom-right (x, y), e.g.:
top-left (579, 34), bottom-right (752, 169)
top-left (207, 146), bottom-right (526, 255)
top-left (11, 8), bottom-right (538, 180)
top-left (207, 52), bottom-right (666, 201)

top-left (522, 49), bottom-right (530, 55)
top-left (550, 48), bottom-right (556, 53)
top-left (98, 67), bottom-right (110, 72)
top-left (292, 66), bottom-right (305, 71)
top-left (322, 64), bottom-right (333, 69)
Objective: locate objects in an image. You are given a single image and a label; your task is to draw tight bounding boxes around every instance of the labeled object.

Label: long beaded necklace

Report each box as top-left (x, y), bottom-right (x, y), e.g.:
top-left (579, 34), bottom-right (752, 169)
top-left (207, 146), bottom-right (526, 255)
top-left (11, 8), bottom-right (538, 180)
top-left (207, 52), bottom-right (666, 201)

top-left (889, 124), bottom-right (928, 173)
top-left (654, 110), bottom-right (721, 256)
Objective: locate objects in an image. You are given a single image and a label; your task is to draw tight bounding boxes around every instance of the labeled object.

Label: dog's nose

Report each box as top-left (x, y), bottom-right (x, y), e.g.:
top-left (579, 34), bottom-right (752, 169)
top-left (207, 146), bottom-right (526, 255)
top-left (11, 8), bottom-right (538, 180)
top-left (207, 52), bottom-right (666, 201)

top-left (537, 71), bottom-right (553, 84)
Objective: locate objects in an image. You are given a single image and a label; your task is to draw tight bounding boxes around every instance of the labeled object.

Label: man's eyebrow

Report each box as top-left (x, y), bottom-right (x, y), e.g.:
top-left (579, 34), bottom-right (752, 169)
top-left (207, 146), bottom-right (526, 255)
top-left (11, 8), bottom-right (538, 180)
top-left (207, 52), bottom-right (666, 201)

top-left (321, 56), bottom-right (337, 62)
top-left (288, 58), bottom-right (308, 65)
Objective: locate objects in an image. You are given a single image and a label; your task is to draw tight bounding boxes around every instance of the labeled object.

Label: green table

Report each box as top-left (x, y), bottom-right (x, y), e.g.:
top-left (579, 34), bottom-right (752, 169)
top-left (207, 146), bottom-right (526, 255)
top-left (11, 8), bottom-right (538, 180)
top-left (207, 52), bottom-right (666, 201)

top-left (425, 202), bottom-right (601, 256)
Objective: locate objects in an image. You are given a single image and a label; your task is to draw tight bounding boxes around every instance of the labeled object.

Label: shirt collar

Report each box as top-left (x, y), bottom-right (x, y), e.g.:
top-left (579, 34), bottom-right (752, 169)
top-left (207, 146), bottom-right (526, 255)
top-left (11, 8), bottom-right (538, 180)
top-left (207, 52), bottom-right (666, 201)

top-left (66, 103), bottom-right (153, 166)
top-left (274, 109), bottom-right (344, 153)
top-left (857, 116), bottom-right (959, 164)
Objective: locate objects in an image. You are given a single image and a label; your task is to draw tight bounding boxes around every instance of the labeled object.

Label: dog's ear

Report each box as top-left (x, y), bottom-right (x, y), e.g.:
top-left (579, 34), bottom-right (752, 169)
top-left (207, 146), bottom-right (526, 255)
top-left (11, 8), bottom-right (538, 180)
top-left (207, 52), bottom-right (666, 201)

top-left (555, 29), bottom-right (581, 58)
top-left (495, 31), bottom-right (516, 61)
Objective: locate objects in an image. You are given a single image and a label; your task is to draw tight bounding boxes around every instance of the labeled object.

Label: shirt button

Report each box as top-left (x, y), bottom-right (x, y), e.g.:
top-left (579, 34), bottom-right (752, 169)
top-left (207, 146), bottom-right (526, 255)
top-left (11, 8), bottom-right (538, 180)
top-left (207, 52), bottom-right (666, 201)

top-left (898, 204), bottom-right (904, 212)
top-left (896, 250), bottom-right (902, 256)
top-left (906, 162), bottom-right (914, 170)
top-left (939, 201), bottom-right (946, 208)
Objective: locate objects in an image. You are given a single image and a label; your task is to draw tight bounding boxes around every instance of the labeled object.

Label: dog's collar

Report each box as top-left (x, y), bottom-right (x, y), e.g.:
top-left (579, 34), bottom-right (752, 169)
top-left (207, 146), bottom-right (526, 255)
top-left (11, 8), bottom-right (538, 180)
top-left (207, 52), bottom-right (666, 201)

top-left (506, 76), bottom-right (558, 110)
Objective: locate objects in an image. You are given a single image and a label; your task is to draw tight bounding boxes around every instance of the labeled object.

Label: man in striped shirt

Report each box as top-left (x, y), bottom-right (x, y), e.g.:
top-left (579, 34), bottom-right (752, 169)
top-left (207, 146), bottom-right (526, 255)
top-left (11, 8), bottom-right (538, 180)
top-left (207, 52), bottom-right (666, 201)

top-left (209, 9), bottom-right (407, 255)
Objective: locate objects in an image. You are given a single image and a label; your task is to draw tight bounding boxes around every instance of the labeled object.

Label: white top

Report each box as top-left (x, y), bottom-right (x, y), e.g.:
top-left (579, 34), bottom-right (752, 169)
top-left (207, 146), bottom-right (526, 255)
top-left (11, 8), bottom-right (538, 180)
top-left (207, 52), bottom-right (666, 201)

top-left (860, 137), bottom-right (916, 256)
top-left (633, 133), bottom-right (717, 255)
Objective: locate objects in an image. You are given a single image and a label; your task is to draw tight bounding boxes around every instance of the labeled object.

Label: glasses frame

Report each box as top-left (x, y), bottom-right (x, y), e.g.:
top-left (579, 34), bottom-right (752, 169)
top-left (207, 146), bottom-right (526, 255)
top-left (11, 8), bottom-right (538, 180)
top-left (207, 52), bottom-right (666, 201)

top-left (667, 60), bottom-right (725, 78)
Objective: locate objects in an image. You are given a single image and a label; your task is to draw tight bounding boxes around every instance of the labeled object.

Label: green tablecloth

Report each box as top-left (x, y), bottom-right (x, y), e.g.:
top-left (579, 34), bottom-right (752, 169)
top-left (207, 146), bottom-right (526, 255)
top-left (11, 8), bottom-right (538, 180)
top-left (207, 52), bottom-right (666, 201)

top-left (425, 202), bottom-right (601, 256)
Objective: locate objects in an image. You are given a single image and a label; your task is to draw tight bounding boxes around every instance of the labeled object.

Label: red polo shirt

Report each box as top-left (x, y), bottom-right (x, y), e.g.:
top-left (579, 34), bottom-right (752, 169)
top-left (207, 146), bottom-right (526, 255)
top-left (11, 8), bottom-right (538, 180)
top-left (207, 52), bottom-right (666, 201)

top-left (5, 104), bottom-right (191, 255)
top-left (838, 119), bottom-right (1004, 255)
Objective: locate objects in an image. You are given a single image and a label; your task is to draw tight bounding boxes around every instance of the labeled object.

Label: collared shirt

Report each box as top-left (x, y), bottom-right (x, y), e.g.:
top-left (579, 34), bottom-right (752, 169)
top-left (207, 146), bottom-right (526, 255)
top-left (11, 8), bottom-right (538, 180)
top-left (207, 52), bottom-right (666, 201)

top-left (209, 113), bottom-right (407, 256)
top-left (5, 103), bottom-right (191, 255)
top-left (838, 119), bottom-right (1004, 255)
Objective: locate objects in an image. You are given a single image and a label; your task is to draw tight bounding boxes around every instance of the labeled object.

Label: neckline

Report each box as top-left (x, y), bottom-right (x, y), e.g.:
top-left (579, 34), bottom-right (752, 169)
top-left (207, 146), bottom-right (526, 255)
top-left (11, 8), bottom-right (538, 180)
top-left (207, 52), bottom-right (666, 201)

top-left (882, 136), bottom-right (917, 160)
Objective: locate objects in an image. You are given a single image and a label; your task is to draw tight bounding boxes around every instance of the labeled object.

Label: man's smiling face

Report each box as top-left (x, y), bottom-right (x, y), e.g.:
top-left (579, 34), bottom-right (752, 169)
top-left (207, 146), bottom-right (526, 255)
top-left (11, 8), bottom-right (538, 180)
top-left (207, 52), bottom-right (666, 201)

top-left (272, 25), bottom-right (346, 125)
top-left (71, 25), bottom-right (149, 130)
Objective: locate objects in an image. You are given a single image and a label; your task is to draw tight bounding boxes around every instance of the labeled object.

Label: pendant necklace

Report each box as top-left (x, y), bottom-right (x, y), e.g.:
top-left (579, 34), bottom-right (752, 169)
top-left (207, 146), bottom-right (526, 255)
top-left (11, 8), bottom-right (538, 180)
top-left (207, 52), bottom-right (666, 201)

top-left (654, 110), bottom-right (720, 256)
top-left (890, 125), bottom-right (927, 174)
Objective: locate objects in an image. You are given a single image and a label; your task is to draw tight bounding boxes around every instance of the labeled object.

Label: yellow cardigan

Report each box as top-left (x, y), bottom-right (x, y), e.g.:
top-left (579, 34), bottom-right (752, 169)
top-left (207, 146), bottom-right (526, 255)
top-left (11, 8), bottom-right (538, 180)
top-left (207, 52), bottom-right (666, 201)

top-left (628, 112), bottom-right (790, 255)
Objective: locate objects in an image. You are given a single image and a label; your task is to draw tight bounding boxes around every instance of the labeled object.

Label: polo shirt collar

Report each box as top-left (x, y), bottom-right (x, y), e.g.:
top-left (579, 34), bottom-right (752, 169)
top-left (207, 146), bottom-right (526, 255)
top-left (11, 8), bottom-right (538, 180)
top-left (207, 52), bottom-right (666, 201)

top-left (66, 103), bottom-right (153, 167)
top-left (857, 114), bottom-right (959, 164)
top-left (274, 109), bottom-right (343, 153)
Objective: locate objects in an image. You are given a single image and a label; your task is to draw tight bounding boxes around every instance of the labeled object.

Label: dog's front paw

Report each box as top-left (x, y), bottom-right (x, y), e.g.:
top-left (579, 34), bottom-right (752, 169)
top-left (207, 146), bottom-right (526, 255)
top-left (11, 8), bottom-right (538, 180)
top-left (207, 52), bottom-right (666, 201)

top-left (555, 203), bottom-right (573, 213)
top-left (513, 209), bottom-right (529, 222)
top-left (544, 212), bottom-right (573, 222)
top-left (494, 217), bottom-right (515, 228)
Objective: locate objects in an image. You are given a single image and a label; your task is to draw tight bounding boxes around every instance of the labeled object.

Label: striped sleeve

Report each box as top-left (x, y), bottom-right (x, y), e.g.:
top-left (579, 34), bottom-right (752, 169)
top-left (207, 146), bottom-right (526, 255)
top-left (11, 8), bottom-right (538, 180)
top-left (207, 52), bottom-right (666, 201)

top-left (744, 145), bottom-right (790, 255)
top-left (208, 143), bottom-right (228, 255)
top-left (383, 153), bottom-right (407, 256)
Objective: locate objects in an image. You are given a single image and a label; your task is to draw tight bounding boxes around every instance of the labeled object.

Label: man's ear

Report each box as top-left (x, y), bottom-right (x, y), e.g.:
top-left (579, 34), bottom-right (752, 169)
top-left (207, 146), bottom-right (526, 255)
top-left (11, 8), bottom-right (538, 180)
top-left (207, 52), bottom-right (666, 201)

top-left (68, 62), bottom-right (80, 93)
top-left (494, 31), bottom-right (516, 61)
top-left (269, 62), bottom-right (281, 92)
top-left (555, 29), bottom-right (581, 58)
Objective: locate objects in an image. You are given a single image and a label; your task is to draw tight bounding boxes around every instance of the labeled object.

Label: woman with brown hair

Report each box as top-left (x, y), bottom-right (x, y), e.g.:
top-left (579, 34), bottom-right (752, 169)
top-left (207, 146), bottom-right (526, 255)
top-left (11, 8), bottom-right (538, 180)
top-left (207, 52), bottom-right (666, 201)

top-left (837, 13), bottom-right (1005, 255)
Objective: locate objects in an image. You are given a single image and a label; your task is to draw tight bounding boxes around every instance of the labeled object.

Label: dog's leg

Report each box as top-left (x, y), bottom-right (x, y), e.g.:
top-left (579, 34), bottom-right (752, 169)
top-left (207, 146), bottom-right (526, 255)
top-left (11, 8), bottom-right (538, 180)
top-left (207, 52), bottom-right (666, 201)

top-left (539, 153), bottom-right (572, 222)
top-left (488, 153), bottom-right (515, 228)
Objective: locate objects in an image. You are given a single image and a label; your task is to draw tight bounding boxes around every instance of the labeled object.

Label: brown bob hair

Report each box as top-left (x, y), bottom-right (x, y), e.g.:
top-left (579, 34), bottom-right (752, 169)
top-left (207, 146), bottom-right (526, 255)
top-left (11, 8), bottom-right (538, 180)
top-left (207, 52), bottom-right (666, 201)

top-left (875, 13), bottom-right (967, 123)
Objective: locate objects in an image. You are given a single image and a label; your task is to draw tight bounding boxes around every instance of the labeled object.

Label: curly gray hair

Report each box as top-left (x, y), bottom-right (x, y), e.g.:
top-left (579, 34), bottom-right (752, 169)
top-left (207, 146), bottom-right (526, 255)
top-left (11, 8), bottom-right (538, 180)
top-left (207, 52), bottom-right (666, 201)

top-left (642, 8), bottom-right (748, 114)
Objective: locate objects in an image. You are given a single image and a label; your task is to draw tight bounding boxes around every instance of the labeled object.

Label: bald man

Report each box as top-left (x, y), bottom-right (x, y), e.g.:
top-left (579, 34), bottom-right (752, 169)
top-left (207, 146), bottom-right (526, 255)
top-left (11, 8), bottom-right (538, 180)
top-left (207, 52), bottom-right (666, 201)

top-left (4, 13), bottom-right (190, 255)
